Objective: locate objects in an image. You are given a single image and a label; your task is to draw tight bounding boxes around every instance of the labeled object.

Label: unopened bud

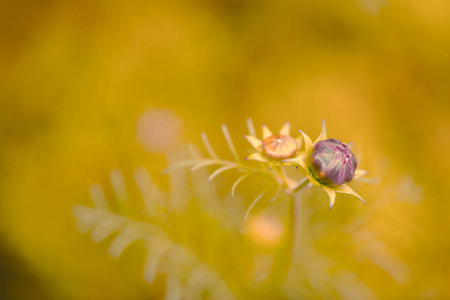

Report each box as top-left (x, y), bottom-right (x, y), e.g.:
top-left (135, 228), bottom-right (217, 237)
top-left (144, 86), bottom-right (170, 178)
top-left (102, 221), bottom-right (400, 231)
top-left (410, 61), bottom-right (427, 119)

top-left (262, 134), bottom-right (298, 161)
top-left (309, 139), bottom-right (357, 186)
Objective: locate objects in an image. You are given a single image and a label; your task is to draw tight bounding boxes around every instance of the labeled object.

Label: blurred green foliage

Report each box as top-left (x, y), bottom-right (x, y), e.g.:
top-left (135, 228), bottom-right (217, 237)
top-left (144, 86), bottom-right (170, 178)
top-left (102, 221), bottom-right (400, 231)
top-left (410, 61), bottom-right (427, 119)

top-left (1, 0), bottom-right (449, 298)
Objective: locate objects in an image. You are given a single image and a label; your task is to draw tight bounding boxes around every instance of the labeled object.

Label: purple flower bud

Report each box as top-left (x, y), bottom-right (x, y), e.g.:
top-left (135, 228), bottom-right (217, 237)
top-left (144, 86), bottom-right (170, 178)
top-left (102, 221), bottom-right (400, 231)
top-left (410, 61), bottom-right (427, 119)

top-left (309, 139), bottom-right (357, 186)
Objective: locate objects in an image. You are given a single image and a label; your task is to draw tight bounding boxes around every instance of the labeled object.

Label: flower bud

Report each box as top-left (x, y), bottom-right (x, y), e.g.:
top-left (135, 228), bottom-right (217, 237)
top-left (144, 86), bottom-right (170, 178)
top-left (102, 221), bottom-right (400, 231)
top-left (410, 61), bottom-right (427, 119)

top-left (309, 139), bottom-right (357, 186)
top-left (262, 134), bottom-right (297, 161)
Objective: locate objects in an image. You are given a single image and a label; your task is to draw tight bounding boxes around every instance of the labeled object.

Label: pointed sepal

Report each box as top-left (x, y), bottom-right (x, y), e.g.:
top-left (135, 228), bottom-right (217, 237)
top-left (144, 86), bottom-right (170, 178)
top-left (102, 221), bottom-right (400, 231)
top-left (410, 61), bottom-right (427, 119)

top-left (279, 122), bottom-right (291, 136)
top-left (283, 154), bottom-right (307, 171)
top-left (298, 129), bottom-right (314, 156)
top-left (244, 135), bottom-right (262, 151)
top-left (353, 169), bottom-right (368, 180)
top-left (262, 125), bottom-right (273, 139)
top-left (323, 185), bottom-right (336, 209)
top-left (246, 152), bottom-right (268, 162)
top-left (334, 184), bottom-right (367, 205)
top-left (314, 119), bottom-right (327, 143)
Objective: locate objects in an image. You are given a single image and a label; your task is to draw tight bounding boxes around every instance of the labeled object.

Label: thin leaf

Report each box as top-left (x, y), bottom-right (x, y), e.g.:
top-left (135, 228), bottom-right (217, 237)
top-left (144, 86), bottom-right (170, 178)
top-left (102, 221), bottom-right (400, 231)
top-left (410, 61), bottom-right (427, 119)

top-left (191, 160), bottom-right (219, 172)
top-left (187, 143), bottom-right (202, 160)
top-left (209, 164), bottom-right (239, 181)
top-left (72, 205), bottom-right (98, 234)
top-left (269, 188), bottom-right (282, 203)
top-left (231, 172), bottom-right (254, 197)
top-left (89, 184), bottom-right (107, 209)
top-left (144, 244), bottom-right (166, 283)
top-left (291, 177), bottom-right (308, 193)
top-left (108, 225), bottom-right (142, 258)
top-left (165, 276), bottom-right (182, 300)
top-left (222, 124), bottom-right (241, 163)
top-left (134, 167), bottom-right (163, 213)
top-left (168, 161), bottom-right (190, 211)
top-left (110, 169), bottom-right (128, 203)
top-left (162, 160), bottom-right (198, 174)
top-left (90, 216), bottom-right (124, 243)
top-left (244, 190), bottom-right (267, 222)
top-left (247, 118), bottom-right (257, 137)
top-left (201, 132), bottom-right (219, 160)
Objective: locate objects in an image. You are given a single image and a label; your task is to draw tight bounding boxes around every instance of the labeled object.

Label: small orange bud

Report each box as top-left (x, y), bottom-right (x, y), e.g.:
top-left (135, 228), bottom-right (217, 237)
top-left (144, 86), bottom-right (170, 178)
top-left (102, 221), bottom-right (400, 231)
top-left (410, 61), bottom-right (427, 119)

top-left (262, 134), bottom-right (298, 161)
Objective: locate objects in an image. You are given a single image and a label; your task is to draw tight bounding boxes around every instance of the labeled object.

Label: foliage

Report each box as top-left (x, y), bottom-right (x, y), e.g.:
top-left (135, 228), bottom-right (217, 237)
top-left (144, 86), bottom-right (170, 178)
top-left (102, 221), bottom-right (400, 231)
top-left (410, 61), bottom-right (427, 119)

top-left (72, 121), bottom-right (416, 299)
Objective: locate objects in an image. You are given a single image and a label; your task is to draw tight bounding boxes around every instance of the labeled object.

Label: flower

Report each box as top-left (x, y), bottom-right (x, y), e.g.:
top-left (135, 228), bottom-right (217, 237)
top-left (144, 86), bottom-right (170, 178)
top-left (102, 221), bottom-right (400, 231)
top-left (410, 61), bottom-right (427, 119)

top-left (309, 139), bottom-right (357, 186)
top-left (244, 122), bottom-right (302, 166)
top-left (284, 120), bottom-right (368, 209)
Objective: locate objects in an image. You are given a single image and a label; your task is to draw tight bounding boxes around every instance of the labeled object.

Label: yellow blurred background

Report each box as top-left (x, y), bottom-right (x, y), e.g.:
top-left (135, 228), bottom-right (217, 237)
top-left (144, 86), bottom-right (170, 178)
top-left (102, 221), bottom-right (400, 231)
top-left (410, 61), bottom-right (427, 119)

top-left (1, 0), bottom-right (449, 299)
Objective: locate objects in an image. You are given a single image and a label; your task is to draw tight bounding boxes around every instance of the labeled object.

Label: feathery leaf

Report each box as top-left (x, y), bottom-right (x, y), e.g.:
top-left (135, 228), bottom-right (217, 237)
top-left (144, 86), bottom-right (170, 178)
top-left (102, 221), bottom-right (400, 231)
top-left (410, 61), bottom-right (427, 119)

top-left (269, 188), bottom-right (282, 203)
top-left (201, 132), bottom-right (219, 160)
top-left (162, 160), bottom-right (198, 174)
top-left (191, 160), bottom-right (219, 172)
top-left (247, 118), bottom-right (257, 137)
top-left (110, 169), bottom-right (128, 203)
top-left (187, 143), bottom-right (202, 160)
top-left (221, 124), bottom-right (241, 163)
top-left (108, 225), bottom-right (142, 258)
top-left (209, 163), bottom-right (239, 181)
top-left (90, 216), bottom-right (124, 243)
top-left (244, 190), bottom-right (267, 222)
top-left (144, 243), bottom-right (166, 283)
top-left (89, 184), bottom-right (108, 209)
top-left (231, 172), bottom-right (254, 197)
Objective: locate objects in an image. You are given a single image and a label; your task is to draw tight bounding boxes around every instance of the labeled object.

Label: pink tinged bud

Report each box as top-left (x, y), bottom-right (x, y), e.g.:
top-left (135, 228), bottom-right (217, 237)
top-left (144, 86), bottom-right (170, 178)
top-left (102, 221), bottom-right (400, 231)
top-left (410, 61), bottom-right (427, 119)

top-left (309, 139), bottom-right (357, 186)
top-left (262, 134), bottom-right (298, 161)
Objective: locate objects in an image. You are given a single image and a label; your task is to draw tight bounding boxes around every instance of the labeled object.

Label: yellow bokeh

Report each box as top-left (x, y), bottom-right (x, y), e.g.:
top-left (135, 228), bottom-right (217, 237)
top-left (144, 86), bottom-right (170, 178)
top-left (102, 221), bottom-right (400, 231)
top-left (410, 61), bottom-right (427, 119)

top-left (1, 0), bottom-right (449, 298)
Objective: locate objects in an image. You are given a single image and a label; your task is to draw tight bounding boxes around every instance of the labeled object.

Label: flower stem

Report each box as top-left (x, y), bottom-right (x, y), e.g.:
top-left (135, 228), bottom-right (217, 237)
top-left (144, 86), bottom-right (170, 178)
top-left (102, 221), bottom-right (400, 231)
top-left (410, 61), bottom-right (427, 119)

top-left (265, 167), bottom-right (308, 296)
top-left (264, 194), bottom-right (296, 297)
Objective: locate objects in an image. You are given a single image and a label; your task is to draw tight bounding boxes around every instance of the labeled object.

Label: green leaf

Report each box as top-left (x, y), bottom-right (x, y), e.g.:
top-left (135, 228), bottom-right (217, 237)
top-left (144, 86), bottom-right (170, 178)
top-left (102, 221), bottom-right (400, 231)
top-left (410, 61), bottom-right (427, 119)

top-left (162, 160), bottom-right (198, 174)
top-left (191, 160), bottom-right (218, 172)
top-left (269, 188), bottom-right (282, 203)
top-left (90, 216), bottom-right (124, 243)
top-left (221, 124), bottom-right (241, 163)
top-left (89, 184), bottom-right (108, 209)
top-left (144, 243), bottom-right (166, 283)
top-left (108, 225), bottom-right (142, 258)
top-left (110, 169), bottom-right (128, 203)
top-left (231, 172), bottom-right (254, 197)
top-left (201, 132), bottom-right (219, 160)
top-left (244, 190), bottom-right (267, 222)
top-left (247, 118), bottom-right (257, 137)
top-left (187, 143), bottom-right (203, 160)
top-left (134, 167), bottom-right (163, 214)
top-left (208, 164), bottom-right (239, 181)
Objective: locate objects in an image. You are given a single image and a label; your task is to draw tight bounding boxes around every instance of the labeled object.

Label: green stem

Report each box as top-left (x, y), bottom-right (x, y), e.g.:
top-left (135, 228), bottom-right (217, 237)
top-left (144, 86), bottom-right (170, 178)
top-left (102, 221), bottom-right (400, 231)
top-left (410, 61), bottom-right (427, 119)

top-left (264, 167), bottom-right (308, 296)
top-left (265, 194), bottom-right (296, 288)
